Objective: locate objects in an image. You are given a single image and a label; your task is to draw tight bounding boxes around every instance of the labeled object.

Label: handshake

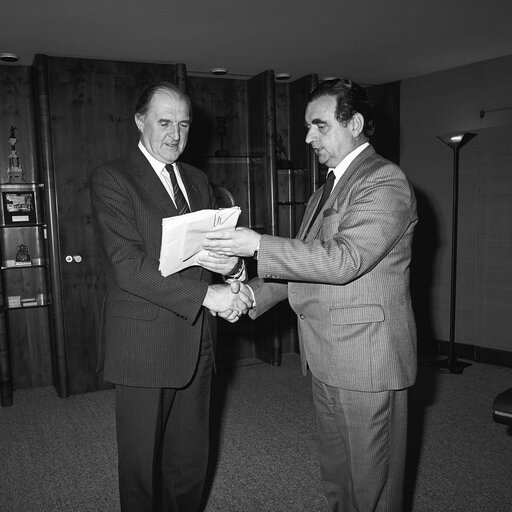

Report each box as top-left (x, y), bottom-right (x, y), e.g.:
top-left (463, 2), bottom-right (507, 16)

top-left (199, 226), bottom-right (263, 323)
top-left (202, 281), bottom-right (254, 323)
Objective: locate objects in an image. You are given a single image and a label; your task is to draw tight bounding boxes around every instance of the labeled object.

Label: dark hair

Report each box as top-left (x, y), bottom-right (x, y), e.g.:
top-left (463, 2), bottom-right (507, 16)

top-left (135, 81), bottom-right (192, 120)
top-left (308, 78), bottom-right (375, 137)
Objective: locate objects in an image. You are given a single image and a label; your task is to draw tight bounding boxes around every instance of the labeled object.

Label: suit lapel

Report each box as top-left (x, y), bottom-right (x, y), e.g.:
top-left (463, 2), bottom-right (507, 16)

top-left (129, 149), bottom-right (206, 216)
top-left (129, 149), bottom-right (179, 218)
top-left (301, 145), bottom-right (377, 241)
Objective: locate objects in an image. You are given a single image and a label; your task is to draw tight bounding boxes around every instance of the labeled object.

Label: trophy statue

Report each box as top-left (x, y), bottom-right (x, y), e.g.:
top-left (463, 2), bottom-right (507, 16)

top-left (214, 116), bottom-right (230, 157)
top-left (276, 132), bottom-right (292, 169)
top-left (15, 244), bottom-right (31, 266)
top-left (7, 126), bottom-right (25, 183)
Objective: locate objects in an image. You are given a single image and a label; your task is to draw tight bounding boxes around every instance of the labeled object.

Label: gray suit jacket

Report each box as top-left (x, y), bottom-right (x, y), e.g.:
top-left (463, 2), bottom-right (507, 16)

top-left (249, 145), bottom-right (418, 391)
top-left (90, 148), bottom-right (216, 388)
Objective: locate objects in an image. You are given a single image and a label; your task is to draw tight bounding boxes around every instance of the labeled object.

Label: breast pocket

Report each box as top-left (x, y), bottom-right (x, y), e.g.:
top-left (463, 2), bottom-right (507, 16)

top-left (320, 211), bottom-right (343, 241)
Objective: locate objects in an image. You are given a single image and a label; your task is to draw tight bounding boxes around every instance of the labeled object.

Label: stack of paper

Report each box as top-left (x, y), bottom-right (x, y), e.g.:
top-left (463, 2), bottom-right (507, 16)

top-left (159, 206), bottom-right (241, 276)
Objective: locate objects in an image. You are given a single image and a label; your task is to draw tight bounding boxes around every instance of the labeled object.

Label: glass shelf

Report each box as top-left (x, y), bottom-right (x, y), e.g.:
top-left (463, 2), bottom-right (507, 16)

top-left (0, 223), bottom-right (46, 229)
top-left (2, 263), bottom-right (48, 271)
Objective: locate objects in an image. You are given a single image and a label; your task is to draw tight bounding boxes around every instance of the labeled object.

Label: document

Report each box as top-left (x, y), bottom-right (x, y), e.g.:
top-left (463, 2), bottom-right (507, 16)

top-left (159, 206), bottom-right (241, 276)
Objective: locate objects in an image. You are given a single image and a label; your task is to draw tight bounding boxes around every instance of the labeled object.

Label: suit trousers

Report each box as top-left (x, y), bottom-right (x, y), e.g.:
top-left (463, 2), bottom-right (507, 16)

top-left (115, 335), bottom-right (213, 512)
top-left (312, 376), bottom-right (408, 512)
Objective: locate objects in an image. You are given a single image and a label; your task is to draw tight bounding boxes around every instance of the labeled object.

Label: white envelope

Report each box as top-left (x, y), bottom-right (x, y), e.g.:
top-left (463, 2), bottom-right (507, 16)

top-left (159, 207), bottom-right (241, 276)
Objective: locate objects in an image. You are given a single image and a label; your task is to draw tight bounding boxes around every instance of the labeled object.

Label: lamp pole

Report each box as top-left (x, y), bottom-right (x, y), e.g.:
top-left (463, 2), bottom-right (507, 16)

top-left (436, 132), bottom-right (476, 374)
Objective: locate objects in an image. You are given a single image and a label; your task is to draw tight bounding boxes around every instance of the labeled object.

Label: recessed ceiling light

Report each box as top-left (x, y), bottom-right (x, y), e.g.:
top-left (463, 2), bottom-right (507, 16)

top-left (210, 68), bottom-right (228, 75)
top-left (0, 52), bottom-right (19, 63)
top-left (275, 73), bottom-right (291, 81)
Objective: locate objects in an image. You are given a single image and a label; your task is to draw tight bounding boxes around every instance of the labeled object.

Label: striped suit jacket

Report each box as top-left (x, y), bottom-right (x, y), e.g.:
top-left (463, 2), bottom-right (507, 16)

top-left (249, 145), bottom-right (418, 391)
top-left (90, 148), bottom-right (216, 388)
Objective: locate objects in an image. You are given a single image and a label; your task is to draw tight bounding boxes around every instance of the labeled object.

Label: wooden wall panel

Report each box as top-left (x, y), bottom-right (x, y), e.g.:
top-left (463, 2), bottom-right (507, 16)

top-left (275, 82), bottom-right (291, 166)
top-left (368, 81), bottom-right (400, 165)
top-left (0, 65), bottom-right (38, 181)
top-left (184, 76), bottom-right (249, 166)
top-left (45, 57), bottom-right (176, 394)
top-left (289, 75), bottom-right (318, 193)
top-left (7, 308), bottom-right (52, 389)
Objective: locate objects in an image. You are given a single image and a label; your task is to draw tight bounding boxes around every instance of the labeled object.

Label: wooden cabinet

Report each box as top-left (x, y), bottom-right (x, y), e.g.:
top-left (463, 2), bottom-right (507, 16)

top-left (33, 54), bottom-right (185, 395)
top-left (0, 182), bottom-right (52, 406)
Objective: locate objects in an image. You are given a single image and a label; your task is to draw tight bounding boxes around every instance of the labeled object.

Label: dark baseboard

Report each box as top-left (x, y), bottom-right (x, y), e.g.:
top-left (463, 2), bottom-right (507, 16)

top-left (434, 340), bottom-right (512, 368)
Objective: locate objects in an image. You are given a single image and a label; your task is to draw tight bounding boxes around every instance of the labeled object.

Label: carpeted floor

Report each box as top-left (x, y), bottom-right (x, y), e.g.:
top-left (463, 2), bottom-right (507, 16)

top-left (1, 353), bottom-right (511, 511)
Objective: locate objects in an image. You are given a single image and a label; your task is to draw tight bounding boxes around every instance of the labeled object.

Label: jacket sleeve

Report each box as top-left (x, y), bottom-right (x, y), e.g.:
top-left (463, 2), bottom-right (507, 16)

top-left (247, 277), bottom-right (288, 319)
top-left (90, 164), bottom-right (210, 324)
top-left (257, 161), bottom-right (417, 285)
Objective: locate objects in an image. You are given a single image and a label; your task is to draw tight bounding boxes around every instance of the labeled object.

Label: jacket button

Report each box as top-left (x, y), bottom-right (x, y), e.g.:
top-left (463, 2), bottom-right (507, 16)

top-left (299, 314), bottom-right (305, 319)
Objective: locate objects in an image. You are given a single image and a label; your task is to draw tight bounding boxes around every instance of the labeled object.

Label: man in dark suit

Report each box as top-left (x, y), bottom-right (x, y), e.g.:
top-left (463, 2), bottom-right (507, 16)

top-left (202, 78), bottom-right (418, 512)
top-left (90, 81), bottom-right (252, 512)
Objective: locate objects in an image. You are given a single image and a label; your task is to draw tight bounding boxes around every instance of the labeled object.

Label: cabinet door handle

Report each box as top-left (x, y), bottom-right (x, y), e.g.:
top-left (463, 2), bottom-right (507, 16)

top-left (65, 255), bottom-right (83, 263)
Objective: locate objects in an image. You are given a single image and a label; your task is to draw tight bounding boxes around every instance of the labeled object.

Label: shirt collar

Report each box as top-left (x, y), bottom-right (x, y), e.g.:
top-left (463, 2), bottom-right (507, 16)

top-left (329, 142), bottom-right (369, 182)
top-left (138, 140), bottom-right (174, 174)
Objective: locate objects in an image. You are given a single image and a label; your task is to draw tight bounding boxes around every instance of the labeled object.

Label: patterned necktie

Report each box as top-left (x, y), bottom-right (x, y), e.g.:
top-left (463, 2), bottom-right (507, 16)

top-left (165, 164), bottom-right (190, 215)
top-left (310, 170), bottom-right (335, 225)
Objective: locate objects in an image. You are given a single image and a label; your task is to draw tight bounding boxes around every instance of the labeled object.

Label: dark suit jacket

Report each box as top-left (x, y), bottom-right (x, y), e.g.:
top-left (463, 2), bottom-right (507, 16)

top-left (249, 145), bottom-right (418, 392)
top-left (90, 148), bottom-right (216, 388)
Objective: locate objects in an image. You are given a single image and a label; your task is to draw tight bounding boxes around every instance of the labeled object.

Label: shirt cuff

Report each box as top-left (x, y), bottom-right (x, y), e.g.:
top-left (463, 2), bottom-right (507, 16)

top-left (227, 258), bottom-right (246, 280)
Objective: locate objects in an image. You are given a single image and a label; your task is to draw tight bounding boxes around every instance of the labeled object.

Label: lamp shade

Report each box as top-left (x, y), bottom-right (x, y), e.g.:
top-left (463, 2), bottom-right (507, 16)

top-left (437, 132), bottom-right (476, 150)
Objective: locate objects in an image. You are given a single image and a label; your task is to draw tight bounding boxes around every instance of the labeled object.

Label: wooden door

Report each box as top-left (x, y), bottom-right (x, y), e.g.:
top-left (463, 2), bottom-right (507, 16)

top-left (36, 56), bottom-right (180, 394)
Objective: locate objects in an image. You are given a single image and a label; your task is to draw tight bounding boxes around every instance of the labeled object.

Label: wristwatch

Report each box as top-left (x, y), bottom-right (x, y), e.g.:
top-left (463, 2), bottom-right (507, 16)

top-left (229, 258), bottom-right (244, 279)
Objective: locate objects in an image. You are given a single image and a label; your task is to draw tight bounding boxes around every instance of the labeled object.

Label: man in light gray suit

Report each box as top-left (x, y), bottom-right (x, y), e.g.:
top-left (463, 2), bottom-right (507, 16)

top-left (201, 78), bottom-right (418, 512)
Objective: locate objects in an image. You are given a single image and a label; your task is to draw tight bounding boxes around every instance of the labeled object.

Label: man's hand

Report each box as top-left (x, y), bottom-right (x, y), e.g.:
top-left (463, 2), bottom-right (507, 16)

top-left (202, 227), bottom-right (262, 257)
top-left (203, 281), bottom-right (254, 323)
top-left (196, 253), bottom-right (241, 277)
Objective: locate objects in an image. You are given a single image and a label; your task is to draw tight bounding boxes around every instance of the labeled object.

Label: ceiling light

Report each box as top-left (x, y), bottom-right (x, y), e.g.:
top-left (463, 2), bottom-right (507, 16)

top-left (210, 68), bottom-right (228, 75)
top-left (275, 73), bottom-right (291, 81)
top-left (0, 53), bottom-right (19, 63)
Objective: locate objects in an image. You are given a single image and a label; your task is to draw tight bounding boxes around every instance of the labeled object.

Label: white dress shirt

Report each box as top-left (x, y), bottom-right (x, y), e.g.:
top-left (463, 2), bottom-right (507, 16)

top-left (329, 142), bottom-right (369, 189)
top-left (138, 141), bottom-right (190, 209)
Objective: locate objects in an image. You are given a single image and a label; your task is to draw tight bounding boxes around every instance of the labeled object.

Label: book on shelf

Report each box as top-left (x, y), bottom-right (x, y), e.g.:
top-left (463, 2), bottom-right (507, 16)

top-left (20, 296), bottom-right (37, 307)
top-left (7, 295), bottom-right (22, 308)
top-left (20, 296), bottom-right (37, 302)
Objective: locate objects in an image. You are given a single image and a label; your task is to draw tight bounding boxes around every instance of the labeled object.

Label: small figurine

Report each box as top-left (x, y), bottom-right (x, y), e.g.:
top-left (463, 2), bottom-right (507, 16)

top-left (15, 244), bottom-right (31, 264)
top-left (7, 126), bottom-right (25, 183)
top-left (214, 116), bottom-right (230, 157)
top-left (276, 132), bottom-right (292, 169)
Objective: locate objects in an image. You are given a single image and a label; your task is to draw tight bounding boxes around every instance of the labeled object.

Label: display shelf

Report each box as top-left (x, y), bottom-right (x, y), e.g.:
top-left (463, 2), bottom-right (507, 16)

top-left (5, 293), bottom-right (50, 309)
top-left (0, 182), bottom-right (44, 226)
top-left (0, 180), bottom-right (51, 405)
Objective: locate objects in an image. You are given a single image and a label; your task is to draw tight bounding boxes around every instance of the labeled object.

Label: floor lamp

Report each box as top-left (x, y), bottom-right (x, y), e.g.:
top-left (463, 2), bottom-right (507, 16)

top-left (436, 132), bottom-right (477, 374)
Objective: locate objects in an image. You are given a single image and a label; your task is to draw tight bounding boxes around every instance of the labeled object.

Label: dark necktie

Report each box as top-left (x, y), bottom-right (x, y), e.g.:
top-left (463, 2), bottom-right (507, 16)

top-left (165, 164), bottom-right (190, 215)
top-left (310, 170), bottom-right (335, 225)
